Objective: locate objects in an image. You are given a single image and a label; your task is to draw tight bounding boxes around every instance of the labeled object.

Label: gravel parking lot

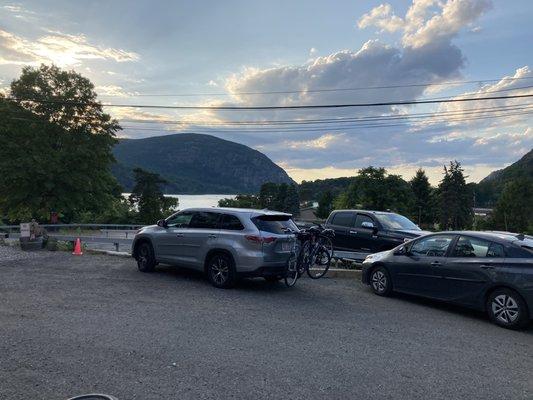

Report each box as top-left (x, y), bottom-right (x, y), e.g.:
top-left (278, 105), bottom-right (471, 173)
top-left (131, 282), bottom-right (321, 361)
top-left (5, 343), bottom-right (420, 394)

top-left (1, 247), bottom-right (532, 400)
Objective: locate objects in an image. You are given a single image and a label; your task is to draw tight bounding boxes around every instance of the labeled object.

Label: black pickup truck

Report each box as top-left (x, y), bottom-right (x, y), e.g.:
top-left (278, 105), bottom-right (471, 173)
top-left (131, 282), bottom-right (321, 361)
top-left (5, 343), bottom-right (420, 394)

top-left (324, 209), bottom-right (429, 253)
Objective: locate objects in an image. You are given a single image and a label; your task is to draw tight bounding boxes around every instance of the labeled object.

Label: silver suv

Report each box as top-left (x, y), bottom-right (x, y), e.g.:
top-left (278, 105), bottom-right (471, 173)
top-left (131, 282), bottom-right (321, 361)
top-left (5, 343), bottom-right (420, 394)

top-left (132, 207), bottom-right (297, 288)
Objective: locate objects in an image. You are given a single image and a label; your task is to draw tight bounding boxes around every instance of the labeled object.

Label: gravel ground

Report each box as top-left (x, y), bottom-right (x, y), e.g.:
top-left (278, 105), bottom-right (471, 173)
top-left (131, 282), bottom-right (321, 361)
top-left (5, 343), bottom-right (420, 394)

top-left (0, 247), bottom-right (532, 400)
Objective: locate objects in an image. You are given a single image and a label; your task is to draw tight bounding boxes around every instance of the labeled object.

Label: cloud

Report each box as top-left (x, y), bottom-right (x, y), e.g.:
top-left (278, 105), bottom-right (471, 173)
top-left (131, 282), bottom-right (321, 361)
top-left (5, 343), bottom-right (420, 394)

top-left (357, 3), bottom-right (404, 33)
top-left (358, 0), bottom-right (492, 48)
top-left (0, 28), bottom-right (139, 67)
top-left (96, 85), bottom-right (137, 97)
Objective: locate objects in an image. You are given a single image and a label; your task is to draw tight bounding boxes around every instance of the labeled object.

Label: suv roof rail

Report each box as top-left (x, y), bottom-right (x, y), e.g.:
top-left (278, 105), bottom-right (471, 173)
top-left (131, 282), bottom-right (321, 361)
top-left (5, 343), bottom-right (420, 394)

top-left (516, 233), bottom-right (525, 241)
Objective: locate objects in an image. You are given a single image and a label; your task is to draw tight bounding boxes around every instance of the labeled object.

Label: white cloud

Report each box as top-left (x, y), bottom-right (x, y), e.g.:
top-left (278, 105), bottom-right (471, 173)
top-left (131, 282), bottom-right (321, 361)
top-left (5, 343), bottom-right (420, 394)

top-left (0, 28), bottom-right (139, 67)
top-left (96, 85), bottom-right (137, 97)
top-left (285, 133), bottom-right (343, 150)
top-left (357, 3), bottom-right (404, 33)
top-left (358, 0), bottom-right (492, 48)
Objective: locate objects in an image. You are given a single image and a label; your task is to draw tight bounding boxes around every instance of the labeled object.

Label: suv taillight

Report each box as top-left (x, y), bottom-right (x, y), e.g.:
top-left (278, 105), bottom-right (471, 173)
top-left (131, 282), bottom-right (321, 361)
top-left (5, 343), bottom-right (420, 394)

top-left (245, 235), bottom-right (276, 244)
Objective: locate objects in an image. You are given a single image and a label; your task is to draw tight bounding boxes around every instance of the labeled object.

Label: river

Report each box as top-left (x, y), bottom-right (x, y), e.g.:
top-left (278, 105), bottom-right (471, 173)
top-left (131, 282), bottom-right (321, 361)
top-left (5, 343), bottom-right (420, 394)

top-left (123, 194), bottom-right (236, 210)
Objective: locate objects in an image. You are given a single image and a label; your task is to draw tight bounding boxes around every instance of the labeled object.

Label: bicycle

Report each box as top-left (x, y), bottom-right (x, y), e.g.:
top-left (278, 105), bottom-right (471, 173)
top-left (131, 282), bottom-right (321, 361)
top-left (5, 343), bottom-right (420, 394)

top-left (284, 225), bottom-right (335, 286)
top-left (305, 225), bottom-right (335, 279)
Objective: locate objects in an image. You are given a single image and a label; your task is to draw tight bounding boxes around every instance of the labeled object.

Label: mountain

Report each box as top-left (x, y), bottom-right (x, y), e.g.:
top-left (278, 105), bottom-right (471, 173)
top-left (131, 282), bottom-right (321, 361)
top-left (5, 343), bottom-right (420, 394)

top-left (112, 133), bottom-right (295, 194)
top-left (475, 149), bottom-right (533, 206)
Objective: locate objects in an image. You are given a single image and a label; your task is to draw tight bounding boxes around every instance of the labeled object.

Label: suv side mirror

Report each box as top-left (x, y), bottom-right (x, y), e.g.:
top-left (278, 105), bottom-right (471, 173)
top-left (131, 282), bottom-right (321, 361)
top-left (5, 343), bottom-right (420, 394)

top-left (157, 219), bottom-right (168, 228)
top-left (361, 221), bottom-right (375, 229)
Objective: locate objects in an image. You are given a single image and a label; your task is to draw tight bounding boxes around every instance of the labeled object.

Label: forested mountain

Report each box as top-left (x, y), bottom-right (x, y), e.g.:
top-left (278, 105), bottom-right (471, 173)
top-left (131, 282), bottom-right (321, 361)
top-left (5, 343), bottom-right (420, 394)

top-left (475, 149), bottom-right (533, 206)
top-left (112, 133), bottom-right (294, 194)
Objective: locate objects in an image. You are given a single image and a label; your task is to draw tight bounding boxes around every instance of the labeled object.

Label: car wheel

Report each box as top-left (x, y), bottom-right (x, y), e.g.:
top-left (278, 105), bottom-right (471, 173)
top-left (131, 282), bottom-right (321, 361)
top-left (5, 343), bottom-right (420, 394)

top-left (137, 242), bottom-right (156, 273)
top-left (207, 253), bottom-right (236, 289)
top-left (370, 266), bottom-right (392, 296)
top-left (487, 288), bottom-right (529, 330)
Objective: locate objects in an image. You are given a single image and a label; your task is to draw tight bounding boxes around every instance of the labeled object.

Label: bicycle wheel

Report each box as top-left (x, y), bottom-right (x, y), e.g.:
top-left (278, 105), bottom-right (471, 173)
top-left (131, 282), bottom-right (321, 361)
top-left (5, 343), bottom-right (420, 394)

top-left (284, 251), bottom-right (299, 287)
top-left (298, 240), bottom-right (312, 276)
top-left (307, 239), bottom-right (332, 279)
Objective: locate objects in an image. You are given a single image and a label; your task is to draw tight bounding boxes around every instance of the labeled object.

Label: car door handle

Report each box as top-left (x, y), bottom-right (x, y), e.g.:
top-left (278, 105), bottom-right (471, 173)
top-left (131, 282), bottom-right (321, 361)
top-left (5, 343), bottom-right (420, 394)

top-left (176, 233), bottom-right (184, 238)
top-left (208, 234), bottom-right (217, 238)
top-left (430, 261), bottom-right (442, 266)
top-left (349, 230), bottom-right (357, 235)
top-left (480, 265), bottom-right (494, 270)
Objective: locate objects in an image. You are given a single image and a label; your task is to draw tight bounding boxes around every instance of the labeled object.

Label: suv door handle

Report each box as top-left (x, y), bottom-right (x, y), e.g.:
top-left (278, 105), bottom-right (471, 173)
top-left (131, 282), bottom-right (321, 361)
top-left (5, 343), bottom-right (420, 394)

top-left (208, 234), bottom-right (217, 238)
top-left (176, 233), bottom-right (184, 238)
top-left (430, 261), bottom-right (441, 266)
top-left (480, 265), bottom-right (494, 270)
top-left (349, 230), bottom-right (357, 235)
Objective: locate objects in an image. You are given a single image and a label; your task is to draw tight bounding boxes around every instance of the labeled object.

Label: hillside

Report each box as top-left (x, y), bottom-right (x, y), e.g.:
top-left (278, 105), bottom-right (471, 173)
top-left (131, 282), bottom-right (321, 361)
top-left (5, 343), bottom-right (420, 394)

top-left (112, 133), bottom-right (295, 194)
top-left (475, 149), bottom-right (533, 206)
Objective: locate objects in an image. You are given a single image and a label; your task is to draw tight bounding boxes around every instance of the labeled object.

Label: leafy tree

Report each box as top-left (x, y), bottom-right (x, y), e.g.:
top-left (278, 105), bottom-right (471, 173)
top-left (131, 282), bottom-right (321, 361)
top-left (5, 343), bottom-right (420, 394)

top-left (437, 161), bottom-right (473, 230)
top-left (0, 64), bottom-right (121, 222)
top-left (315, 191), bottom-right (334, 219)
top-left (218, 194), bottom-right (260, 208)
top-left (258, 182), bottom-right (279, 209)
top-left (410, 169), bottom-right (435, 226)
top-left (284, 184), bottom-right (300, 216)
top-left (490, 177), bottom-right (533, 233)
top-left (128, 168), bottom-right (178, 224)
top-left (334, 167), bottom-right (414, 215)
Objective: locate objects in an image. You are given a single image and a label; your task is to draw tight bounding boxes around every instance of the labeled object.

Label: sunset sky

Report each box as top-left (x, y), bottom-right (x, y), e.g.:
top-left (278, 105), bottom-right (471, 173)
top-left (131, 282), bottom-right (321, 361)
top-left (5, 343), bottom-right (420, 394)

top-left (1, 0), bottom-right (532, 184)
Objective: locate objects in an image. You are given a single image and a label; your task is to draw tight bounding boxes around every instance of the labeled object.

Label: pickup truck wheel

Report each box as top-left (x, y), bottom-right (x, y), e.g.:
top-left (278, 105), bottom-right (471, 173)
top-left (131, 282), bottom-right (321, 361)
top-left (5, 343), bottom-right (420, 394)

top-left (137, 242), bottom-right (156, 272)
top-left (207, 253), bottom-right (236, 288)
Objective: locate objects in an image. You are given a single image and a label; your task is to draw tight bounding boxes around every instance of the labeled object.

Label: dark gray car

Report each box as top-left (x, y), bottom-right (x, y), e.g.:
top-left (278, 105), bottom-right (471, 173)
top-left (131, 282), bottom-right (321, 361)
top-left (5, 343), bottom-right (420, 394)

top-left (361, 231), bottom-right (533, 329)
top-left (132, 208), bottom-right (297, 288)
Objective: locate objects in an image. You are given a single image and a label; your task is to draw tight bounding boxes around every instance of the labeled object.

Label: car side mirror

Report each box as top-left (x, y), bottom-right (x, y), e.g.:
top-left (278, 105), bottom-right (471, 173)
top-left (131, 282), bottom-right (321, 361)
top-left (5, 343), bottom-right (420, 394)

top-left (157, 219), bottom-right (168, 228)
top-left (393, 246), bottom-right (407, 256)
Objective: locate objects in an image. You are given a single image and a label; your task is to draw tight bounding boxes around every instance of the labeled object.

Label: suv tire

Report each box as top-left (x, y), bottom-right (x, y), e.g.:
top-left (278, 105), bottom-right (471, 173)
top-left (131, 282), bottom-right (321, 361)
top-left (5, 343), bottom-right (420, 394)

top-left (487, 288), bottom-right (529, 330)
top-left (137, 242), bottom-right (156, 273)
top-left (207, 253), bottom-right (236, 289)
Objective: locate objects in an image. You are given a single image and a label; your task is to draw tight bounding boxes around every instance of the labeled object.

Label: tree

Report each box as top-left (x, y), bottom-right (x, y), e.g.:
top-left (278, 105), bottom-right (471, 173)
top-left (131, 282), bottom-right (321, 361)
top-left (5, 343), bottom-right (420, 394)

top-left (128, 168), bottom-right (178, 224)
top-left (315, 191), bottom-right (334, 219)
top-left (490, 177), bottom-right (533, 233)
top-left (0, 64), bottom-right (121, 222)
top-left (258, 182), bottom-right (279, 209)
top-left (334, 167), bottom-right (414, 214)
top-left (284, 184), bottom-right (300, 216)
top-left (410, 169), bottom-right (435, 226)
top-left (218, 194), bottom-right (259, 208)
top-left (437, 161), bottom-right (473, 230)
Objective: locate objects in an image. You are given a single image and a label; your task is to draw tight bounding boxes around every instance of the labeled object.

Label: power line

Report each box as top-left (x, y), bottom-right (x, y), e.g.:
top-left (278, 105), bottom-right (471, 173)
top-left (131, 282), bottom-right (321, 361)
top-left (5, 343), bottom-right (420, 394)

top-left (119, 110), bottom-right (533, 134)
top-left (96, 77), bottom-right (533, 97)
top-left (117, 103), bottom-right (533, 127)
top-left (8, 93), bottom-right (533, 111)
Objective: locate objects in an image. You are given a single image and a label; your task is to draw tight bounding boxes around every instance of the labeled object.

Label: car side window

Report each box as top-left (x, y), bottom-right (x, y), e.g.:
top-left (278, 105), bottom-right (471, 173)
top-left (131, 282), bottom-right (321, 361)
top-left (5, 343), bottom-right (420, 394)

top-left (331, 212), bottom-right (354, 227)
top-left (409, 235), bottom-right (454, 257)
top-left (219, 214), bottom-right (244, 230)
top-left (166, 212), bottom-right (193, 228)
top-left (188, 212), bottom-right (220, 229)
top-left (487, 242), bottom-right (505, 258)
top-left (354, 214), bottom-right (373, 228)
top-left (452, 236), bottom-right (491, 258)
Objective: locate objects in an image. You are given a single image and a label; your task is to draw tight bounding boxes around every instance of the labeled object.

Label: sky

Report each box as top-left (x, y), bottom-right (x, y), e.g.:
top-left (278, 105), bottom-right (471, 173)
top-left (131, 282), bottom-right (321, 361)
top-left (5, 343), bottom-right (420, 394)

top-left (0, 0), bottom-right (532, 184)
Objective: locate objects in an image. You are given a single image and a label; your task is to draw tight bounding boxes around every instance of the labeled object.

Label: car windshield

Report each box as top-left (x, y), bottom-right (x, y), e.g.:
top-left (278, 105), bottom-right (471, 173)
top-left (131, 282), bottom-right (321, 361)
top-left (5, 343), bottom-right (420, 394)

top-left (375, 214), bottom-right (420, 231)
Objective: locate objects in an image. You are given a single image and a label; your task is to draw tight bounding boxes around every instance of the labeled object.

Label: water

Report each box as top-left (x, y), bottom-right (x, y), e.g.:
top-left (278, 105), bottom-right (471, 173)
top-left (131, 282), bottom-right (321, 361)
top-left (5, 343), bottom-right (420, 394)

top-left (123, 193), bottom-right (236, 210)
top-left (165, 194), bottom-right (236, 209)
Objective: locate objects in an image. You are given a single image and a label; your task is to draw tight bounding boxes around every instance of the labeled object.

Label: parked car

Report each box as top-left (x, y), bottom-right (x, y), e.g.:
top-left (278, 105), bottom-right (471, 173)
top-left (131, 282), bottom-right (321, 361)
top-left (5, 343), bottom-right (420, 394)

top-left (132, 208), bottom-right (297, 288)
top-left (361, 231), bottom-right (533, 329)
top-left (324, 209), bottom-right (429, 254)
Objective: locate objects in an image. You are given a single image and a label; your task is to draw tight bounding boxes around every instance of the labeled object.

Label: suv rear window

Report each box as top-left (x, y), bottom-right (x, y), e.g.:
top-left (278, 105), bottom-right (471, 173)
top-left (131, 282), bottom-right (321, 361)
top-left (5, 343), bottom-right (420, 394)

top-left (252, 215), bottom-right (298, 234)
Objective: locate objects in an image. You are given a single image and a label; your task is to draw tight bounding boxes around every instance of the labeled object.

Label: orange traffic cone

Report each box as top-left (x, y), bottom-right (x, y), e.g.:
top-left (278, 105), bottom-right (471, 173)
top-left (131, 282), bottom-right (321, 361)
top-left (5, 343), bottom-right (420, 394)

top-left (72, 238), bottom-right (83, 255)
